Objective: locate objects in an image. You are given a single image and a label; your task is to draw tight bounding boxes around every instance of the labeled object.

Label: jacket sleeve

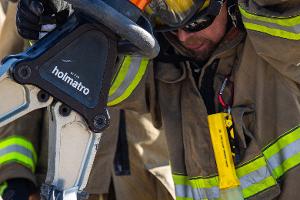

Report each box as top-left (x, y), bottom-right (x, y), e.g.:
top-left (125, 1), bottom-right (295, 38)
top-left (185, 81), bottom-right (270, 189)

top-left (107, 56), bottom-right (162, 128)
top-left (238, 0), bottom-right (300, 84)
top-left (0, 109), bottom-right (45, 187)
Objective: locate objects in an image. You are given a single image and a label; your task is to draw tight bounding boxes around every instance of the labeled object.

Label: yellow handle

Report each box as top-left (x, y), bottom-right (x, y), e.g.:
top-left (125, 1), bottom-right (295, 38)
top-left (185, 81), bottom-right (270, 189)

top-left (207, 113), bottom-right (240, 190)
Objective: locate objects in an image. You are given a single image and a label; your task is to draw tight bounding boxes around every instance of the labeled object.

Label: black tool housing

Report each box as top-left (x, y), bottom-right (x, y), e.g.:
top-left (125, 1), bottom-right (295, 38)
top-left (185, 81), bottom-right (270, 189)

top-left (9, 13), bottom-right (118, 132)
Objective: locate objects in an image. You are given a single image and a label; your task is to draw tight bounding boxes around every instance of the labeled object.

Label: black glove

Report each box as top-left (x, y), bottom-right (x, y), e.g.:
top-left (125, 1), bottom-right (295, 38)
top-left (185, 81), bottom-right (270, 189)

top-left (2, 178), bottom-right (36, 200)
top-left (16, 0), bottom-right (72, 40)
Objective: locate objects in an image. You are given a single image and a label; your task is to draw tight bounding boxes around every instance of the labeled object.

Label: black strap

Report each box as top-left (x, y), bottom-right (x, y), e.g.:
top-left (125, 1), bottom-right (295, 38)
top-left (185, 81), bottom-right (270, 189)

top-left (200, 60), bottom-right (220, 115)
top-left (113, 110), bottom-right (130, 176)
top-left (227, 0), bottom-right (244, 30)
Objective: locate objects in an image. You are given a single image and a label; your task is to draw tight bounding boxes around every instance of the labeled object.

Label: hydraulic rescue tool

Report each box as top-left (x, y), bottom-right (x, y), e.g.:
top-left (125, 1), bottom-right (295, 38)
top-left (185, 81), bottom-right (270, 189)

top-left (0, 0), bottom-right (158, 199)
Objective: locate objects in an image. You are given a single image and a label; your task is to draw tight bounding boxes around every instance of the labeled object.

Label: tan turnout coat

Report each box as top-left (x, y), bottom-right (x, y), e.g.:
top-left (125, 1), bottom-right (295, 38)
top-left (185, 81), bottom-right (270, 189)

top-left (114, 1), bottom-right (300, 199)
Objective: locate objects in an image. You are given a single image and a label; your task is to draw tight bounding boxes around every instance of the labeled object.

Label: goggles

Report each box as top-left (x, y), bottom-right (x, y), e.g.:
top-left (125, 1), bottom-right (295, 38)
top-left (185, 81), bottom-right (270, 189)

top-left (183, 1), bottom-right (223, 32)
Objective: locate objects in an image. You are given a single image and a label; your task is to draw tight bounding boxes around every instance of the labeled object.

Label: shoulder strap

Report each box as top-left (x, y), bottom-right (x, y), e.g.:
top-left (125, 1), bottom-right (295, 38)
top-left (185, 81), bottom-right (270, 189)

top-left (227, 0), bottom-right (244, 30)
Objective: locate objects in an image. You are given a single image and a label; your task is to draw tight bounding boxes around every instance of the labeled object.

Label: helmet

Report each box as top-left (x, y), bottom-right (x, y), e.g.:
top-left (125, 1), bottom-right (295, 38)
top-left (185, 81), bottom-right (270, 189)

top-left (146, 0), bottom-right (224, 32)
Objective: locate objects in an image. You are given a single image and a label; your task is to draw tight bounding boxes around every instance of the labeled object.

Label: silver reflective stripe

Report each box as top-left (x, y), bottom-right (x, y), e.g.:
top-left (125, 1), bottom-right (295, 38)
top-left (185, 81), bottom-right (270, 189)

top-left (175, 184), bottom-right (193, 199)
top-left (266, 138), bottom-right (300, 174)
top-left (239, 6), bottom-right (300, 40)
top-left (108, 56), bottom-right (143, 102)
top-left (239, 166), bottom-right (272, 189)
top-left (174, 165), bottom-right (273, 199)
top-left (0, 145), bottom-right (34, 161)
top-left (242, 18), bottom-right (300, 34)
top-left (175, 184), bottom-right (219, 200)
top-left (196, 187), bottom-right (219, 199)
top-left (173, 127), bottom-right (300, 199)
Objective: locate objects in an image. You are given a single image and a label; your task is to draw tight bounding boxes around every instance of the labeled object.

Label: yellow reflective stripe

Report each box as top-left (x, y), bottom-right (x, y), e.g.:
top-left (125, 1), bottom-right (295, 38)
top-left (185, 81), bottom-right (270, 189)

top-left (173, 157), bottom-right (274, 199)
top-left (239, 6), bottom-right (300, 40)
top-left (263, 126), bottom-right (300, 159)
top-left (173, 174), bottom-right (219, 188)
top-left (0, 152), bottom-right (35, 172)
top-left (243, 22), bottom-right (300, 40)
top-left (0, 136), bottom-right (37, 172)
top-left (242, 176), bottom-right (277, 199)
top-left (173, 174), bottom-right (190, 185)
top-left (262, 126), bottom-right (300, 178)
top-left (172, 125), bottom-right (300, 200)
top-left (239, 7), bottom-right (300, 27)
top-left (108, 58), bottom-right (148, 106)
top-left (176, 197), bottom-right (195, 200)
top-left (272, 151), bottom-right (300, 179)
top-left (190, 176), bottom-right (218, 188)
top-left (240, 166), bottom-right (276, 198)
top-left (174, 157), bottom-right (266, 188)
top-left (236, 156), bottom-right (266, 177)
top-left (0, 182), bottom-right (7, 196)
top-left (0, 136), bottom-right (37, 163)
top-left (174, 178), bottom-right (220, 199)
top-left (109, 56), bottom-right (131, 96)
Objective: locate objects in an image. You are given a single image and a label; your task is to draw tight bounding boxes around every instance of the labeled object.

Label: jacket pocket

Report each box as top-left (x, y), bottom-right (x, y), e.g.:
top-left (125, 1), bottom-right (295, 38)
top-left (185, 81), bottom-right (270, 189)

top-left (231, 105), bottom-right (256, 154)
top-left (231, 105), bottom-right (282, 200)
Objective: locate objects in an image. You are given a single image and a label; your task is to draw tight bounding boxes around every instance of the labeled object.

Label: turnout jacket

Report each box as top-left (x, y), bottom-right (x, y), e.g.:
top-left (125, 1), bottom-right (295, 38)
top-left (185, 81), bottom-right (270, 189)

top-left (0, 2), bottom-right (174, 199)
top-left (107, 0), bottom-right (300, 199)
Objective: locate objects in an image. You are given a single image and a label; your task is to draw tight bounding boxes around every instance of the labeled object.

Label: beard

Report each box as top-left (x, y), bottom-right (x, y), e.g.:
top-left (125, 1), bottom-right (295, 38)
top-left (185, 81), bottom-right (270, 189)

top-left (180, 35), bottom-right (217, 61)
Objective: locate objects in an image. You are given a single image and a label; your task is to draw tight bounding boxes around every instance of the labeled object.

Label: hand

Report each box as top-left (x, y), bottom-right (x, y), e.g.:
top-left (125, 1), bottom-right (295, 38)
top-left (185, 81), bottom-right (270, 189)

top-left (16, 0), bottom-right (72, 40)
top-left (2, 178), bottom-right (36, 200)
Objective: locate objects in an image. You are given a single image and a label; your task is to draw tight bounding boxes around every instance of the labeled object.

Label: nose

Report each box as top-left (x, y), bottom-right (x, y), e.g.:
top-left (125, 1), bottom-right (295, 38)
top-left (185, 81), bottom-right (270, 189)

top-left (177, 29), bottom-right (192, 42)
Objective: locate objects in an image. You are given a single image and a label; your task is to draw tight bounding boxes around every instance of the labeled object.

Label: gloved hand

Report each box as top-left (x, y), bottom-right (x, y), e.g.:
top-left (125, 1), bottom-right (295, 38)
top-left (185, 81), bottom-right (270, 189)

top-left (2, 178), bottom-right (37, 200)
top-left (16, 0), bottom-right (72, 40)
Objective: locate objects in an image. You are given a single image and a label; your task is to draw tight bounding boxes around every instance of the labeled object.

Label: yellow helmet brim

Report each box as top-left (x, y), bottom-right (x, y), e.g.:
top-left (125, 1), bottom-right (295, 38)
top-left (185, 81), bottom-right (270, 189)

top-left (146, 0), bottom-right (210, 28)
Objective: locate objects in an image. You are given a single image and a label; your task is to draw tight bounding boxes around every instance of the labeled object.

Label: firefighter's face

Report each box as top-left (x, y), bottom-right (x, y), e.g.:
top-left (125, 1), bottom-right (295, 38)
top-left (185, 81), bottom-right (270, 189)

top-left (175, 4), bottom-right (228, 61)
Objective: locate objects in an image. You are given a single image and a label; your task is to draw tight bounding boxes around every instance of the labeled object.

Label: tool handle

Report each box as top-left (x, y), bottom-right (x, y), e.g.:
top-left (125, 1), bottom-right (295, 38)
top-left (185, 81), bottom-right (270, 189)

top-left (64, 0), bottom-right (160, 58)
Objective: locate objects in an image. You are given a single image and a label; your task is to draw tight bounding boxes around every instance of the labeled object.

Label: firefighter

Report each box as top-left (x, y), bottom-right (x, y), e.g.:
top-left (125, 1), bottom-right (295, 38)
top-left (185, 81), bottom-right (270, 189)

top-left (0, 2), bottom-right (174, 200)
top-left (112, 1), bottom-right (300, 199)
top-left (13, 0), bottom-right (300, 199)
